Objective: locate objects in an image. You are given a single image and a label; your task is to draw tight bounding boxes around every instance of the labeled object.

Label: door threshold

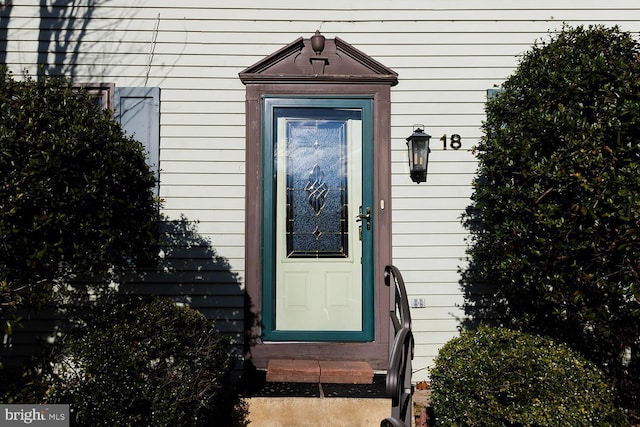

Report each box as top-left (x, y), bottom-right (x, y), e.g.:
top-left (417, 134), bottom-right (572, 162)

top-left (266, 359), bottom-right (374, 384)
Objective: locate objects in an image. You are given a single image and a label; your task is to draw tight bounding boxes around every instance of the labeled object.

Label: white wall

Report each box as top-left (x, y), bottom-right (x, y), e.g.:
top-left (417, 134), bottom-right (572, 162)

top-left (5, 0), bottom-right (640, 379)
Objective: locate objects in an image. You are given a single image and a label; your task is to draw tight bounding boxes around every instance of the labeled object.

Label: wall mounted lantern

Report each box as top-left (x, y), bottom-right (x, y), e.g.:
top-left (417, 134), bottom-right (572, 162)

top-left (406, 125), bottom-right (431, 183)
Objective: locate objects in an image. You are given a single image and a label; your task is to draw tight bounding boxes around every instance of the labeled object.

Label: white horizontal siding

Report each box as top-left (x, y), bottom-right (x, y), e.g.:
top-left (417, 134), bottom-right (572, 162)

top-left (5, 0), bottom-right (640, 380)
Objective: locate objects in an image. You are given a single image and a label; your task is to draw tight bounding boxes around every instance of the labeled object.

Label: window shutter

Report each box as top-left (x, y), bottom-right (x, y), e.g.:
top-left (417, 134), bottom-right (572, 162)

top-left (114, 87), bottom-right (161, 193)
top-left (487, 88), bottom-right (503, 99)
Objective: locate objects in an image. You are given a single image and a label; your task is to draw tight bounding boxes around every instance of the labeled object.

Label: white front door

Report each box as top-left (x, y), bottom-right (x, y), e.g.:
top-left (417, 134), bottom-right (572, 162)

top-left (274, 115), bottom-right (363, 331)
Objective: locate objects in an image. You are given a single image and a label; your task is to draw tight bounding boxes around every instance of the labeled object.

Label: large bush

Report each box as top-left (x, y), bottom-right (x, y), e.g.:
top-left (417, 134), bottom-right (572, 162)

top-left (430, 326), bottom-right (627, 426)
top-left (14, 296), bottom-right (248, 426)
top-left (0, 70), bottom-right (159, 314)
top-left (462, 25), bottom-right (640, 410)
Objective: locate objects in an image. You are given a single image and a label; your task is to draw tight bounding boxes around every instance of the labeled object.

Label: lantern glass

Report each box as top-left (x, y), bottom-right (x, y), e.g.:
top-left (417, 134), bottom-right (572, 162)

top-left (406, 127), bottom-right (431, 183)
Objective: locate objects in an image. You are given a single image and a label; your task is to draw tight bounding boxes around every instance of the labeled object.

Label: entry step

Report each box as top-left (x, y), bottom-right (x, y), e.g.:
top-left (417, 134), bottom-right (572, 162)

top-left (266, 359), bottom-right (373, 384)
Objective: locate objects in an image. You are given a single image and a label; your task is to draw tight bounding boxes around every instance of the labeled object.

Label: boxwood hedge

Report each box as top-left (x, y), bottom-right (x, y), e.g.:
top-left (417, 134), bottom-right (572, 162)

top-left (430, 326), bottom-right (627, 426)
top-left (28, 296), bottom-right (248, 426)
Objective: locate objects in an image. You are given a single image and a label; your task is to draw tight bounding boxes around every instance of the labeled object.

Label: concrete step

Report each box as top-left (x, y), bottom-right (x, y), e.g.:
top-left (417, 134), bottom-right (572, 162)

top-left (247, 396), bottom-right (390, 427)
top-left (244, 369), bottom-right (396, 426)
top-left (243, 373), bottom-right (434, 427)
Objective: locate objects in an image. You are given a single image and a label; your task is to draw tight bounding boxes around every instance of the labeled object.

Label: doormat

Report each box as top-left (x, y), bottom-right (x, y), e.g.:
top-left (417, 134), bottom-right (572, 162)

top-left (248, 373), bottom-right (386, 399)
top-left (322, 374), bottom-right (386, 398)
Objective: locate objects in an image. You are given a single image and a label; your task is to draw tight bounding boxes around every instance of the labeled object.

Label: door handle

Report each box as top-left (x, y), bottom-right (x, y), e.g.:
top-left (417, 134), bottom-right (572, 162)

top-left (356, 206), bottom-right (371, 230)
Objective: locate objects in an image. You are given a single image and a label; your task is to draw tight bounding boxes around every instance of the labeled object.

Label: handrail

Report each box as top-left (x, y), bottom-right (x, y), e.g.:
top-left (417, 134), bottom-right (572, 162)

top-left (386, 327), bottom-right (411, 400)
top-left (380, 417), bottom-right (406, 427)
top-left (382, 265), bottom-right (415, 427)
top-left (385, 265), bottom-right (412, 331)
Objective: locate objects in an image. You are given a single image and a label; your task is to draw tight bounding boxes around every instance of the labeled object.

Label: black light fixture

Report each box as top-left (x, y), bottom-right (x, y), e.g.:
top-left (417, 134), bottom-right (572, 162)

top-left (406, 125), bottom-right (431, 183)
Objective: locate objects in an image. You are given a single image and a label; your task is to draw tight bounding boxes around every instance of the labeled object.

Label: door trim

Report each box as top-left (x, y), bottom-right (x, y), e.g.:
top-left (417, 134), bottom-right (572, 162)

top-left (243, 82), bottom-right (392, 370)
top-left (261, 97), bottom-right (375, 342)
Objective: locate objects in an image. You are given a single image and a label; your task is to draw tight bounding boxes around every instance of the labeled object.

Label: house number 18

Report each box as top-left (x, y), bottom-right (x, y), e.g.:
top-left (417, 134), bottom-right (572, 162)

top-left (440, 134), bottom-right (462, 150)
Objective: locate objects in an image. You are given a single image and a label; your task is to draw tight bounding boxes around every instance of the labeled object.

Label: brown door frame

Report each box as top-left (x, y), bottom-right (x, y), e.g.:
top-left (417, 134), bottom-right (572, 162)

top-left (244, 83), bottom-right (392, 369)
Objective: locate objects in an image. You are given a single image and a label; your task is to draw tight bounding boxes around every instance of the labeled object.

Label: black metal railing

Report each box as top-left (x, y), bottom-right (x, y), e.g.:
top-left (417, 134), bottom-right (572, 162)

top-left (380, 265), bottom-right (415, 427)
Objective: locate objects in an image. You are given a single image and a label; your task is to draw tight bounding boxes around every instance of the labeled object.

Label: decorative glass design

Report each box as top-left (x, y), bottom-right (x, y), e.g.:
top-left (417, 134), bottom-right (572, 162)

top-left (284, 119), bottom-right (348, 258)
top-left (304, 164), bottom-right (329, 215)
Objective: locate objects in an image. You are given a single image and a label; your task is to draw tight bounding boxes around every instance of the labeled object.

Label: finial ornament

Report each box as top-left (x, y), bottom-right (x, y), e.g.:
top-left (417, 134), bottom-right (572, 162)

top-left (311, 30), bottom-right (325, 55)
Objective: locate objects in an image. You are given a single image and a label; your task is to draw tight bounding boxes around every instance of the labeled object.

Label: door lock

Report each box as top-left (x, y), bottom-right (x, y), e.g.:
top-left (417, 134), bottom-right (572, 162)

top-left (356, 206), bottom-right (371, 230)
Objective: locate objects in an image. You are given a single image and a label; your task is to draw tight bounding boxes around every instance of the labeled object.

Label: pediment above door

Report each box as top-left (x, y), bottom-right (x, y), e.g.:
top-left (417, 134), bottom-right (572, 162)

top-left (239, 32), bottom-right (398, 86)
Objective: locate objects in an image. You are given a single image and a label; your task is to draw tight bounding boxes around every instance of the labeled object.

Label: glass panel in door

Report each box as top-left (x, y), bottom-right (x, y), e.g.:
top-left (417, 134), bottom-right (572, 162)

top-left (275, 110), bottom-right (362, 331)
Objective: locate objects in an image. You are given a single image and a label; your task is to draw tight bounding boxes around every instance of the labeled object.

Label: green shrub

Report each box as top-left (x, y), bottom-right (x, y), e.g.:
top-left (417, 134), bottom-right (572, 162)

top-left (29, 297), bottom-right (247, 426)
top-left (430, 326), bottom-right (627, 426)
top-left (0, 69), bottom-right (159, 315)
top-left (462, 25), bottom-right (640, 411)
